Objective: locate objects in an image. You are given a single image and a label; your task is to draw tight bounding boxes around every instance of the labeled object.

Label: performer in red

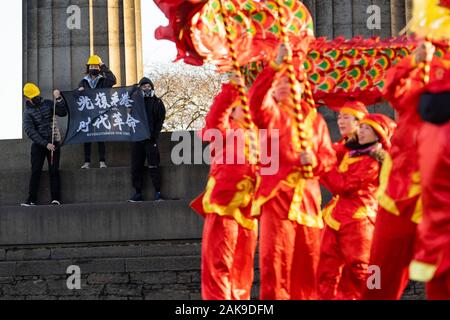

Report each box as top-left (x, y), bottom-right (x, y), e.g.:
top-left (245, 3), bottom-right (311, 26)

top-left (248, 43), bottom-right (336, 300)
top-left (410, 96), bottom-right (450, 299)
top-left (364, 46), bottom-right (425, 300)
top-left (190, 73), bottom-right (259, 300)
top-left (318, 114), bottom-right (396, 300)
top-left (331, 101), bottom-right (369, 162)
top-left (366, 0), bottom-right (450, 300)
top-left (408, 0), bottom-right (450, 299)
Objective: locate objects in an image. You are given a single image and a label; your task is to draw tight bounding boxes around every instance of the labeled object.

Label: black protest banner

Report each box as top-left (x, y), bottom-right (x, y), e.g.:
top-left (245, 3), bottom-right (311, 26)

top-left (62, 86), bottom-right (150, 144)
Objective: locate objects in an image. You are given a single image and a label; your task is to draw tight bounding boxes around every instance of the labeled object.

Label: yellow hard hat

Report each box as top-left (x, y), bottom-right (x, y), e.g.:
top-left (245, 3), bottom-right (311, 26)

top-left (87, 55), bottom-right (103, 65)
top-left (23, 83), bottom-right (41, 99)
top-left (410, 0), bottom-right (450, 42)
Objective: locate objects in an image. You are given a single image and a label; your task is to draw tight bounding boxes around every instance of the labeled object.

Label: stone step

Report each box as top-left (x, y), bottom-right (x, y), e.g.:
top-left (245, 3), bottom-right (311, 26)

top-left (0, 131), bottom-right (209, 171)
top-left (0, 165), bottom-right (209, 206)
top-left (0, 200), bottom-right (204, 246)
top-left (0, 240), bottom-right (203, 262)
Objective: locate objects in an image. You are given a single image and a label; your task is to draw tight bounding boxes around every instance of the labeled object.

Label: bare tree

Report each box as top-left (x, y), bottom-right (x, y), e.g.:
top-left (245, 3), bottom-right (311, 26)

top-left (144, 62), bottom-right (223, 131)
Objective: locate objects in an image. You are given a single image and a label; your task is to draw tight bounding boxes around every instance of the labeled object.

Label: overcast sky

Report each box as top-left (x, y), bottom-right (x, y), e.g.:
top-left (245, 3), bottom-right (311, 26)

top-left (141, 0), bottom-right (178, 68)
top-left (0, 1), bottom-right (22, 140)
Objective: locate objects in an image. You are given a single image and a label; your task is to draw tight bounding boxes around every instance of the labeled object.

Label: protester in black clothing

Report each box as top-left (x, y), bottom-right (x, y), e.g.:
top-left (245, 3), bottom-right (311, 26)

top-left (21, 83), bottom-right (67, 206)
top-left (128, 77), bottom-right (166, 202)
top-left (78, 54), bottom-right (117, 169)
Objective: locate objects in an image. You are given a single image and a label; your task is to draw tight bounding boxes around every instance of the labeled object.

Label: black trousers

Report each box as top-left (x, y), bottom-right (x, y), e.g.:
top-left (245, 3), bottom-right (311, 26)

top-left (131, 140), bottom-right (162, 193)
top-left (28, 143), bottom-right (61, 203)
top-left (84, 142), bottom-right (106, 163)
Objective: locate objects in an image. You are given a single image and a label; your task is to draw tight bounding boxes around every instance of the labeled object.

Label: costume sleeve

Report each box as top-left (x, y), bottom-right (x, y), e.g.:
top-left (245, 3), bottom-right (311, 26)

top-left (321, 156), bottom-right (379, 196)
top-left (248, 65), bottom-right (281, 129)
top-left (204, 83), bottom-right (238, 133)
top-left (312, 114), bottom-right (337, 176)
top-left (382, 56), bottom-right (418, 108)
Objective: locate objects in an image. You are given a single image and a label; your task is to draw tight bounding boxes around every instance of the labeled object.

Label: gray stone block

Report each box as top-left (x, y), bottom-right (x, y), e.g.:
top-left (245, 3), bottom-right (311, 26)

top-left (125, 256), bottom-right (201, 273)
top-left (0, 295), bottom-right (26, 300)
top-left (104, 284), bottom-right (143, 297)
top-left (74, 259), bottom-right (126, 274)
top-left (0, 250), bottom-right (5, 261)
top-left (0, 262), bottom-right (16, 277)
top-left (189, 292), bottom-right (202, 300)
top-left (47, 278), bottom-right (104, 297)
top-left (6, 248), bottom-right (51, 261)
top-left (1, 280), bottom-right (47, 296)
top-left (130, 272), bottom-right (177, 285)
top-left (0, 165), bottom-right (209, 205)
top-left (25, 295), bottom-right (58, 301)
top-left (98, 296), bottom-right (129, 301)
top-left (0, 132), bottom-right (208, 172)
top-left (51, 246), bottom-right (142, 260)
top-left (143, 288), bottom-right (190, 300)
top-left (15, 260), bottom-right (69, 276)
top-left (0, 277), bottom-right (14, 284)
top-left (0, 200), bottom-right (204, 246)
top-left (140, 243), bottom-right (201, 258)
top-left (87, 273), bottom-right (129, 285)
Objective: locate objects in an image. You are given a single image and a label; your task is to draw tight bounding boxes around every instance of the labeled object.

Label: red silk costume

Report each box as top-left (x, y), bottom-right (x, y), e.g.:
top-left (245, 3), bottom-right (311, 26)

top-left (248, 65), bottom-right (336, 300)
top-left (318, 151), bottom-right (381, 300)
top-left (364, 55), bottom-right (424, 300)
top-left (363, 51), bottom-right (450, 299)
top-left (190, 83), bottom-right (258, 300)
top-left (409, 52), bottom-right (450, 299)
top-left (413, 122), bottom-right (450, 299)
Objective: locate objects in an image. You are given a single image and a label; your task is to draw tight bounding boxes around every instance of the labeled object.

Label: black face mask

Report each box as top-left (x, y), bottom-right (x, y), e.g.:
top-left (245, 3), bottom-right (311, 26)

top-left (89, 69), bottom-right (101, 77)
top-left (31, 96), bottom-right (43, 106)
top-left (143, 89), bottom-right (155, 98)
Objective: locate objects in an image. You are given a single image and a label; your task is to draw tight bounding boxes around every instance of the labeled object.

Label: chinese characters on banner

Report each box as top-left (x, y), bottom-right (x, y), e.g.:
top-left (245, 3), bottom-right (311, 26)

top-left (62, 86), bottom-right (150, 144)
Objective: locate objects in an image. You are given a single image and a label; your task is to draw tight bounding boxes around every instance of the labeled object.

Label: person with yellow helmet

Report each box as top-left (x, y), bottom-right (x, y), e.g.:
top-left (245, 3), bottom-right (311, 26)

top-left (78, 54), bottom-right (117, 169)
top-left (21, 83), bottom-right (68, 206)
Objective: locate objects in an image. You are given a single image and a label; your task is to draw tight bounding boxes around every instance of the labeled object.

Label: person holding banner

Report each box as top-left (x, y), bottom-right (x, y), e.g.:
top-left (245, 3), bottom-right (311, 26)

top-left (78, 55), bottom-right (117, 169)
top-left (21, 83), bottom-right (67, 206)
top-left (128, 77), bottom-right (166, 202)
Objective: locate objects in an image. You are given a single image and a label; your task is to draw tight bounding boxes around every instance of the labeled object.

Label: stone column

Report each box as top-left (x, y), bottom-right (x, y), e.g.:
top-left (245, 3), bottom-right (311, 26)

top-left (352, 0), bottom-right (374, 37)
top-left (333, 0), bottom-right (353, 38)
top-left (23, 0), bottom-right (143, 94)
top-left (405, 0), bottom-right (413, 25)
top-left (391, 0), bottom-right (407, 36)
top-left (315, 0), bottom-right (333, 38)
top-left (70, 0), bottom-right (92, 89)
top-left (123, 0), bottom-right (137, 85)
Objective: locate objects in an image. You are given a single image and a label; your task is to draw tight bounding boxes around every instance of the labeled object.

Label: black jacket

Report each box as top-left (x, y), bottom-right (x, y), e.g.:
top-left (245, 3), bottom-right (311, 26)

top-left (419, 91), bottom-right (450, 125)
top-left (23, 99), bottom-right (67, 147)
top-left (144, 95), bottom-right (166, 142)
top-left (78, 65), bottom-right (117, 90)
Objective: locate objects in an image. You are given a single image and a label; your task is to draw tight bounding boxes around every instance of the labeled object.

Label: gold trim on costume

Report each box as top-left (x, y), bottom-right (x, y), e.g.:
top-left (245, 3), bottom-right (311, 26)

top-left (377, 153), bottom-right (423, 224)
top-left (377, 153), bottom-right (401, 216)
top-left (338, 153), bottom-right (364, 173)
top-left (409, 260), bottom-right (438, 282)
top-left (202, 176), bottom-right (257, 230)
top-left (322, 196), bottom-right (341, 231)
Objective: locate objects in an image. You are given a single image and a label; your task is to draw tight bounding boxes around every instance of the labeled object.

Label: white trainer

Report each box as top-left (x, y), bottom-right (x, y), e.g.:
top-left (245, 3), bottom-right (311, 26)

top-left (81, 162), bottom-right (91, 169)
